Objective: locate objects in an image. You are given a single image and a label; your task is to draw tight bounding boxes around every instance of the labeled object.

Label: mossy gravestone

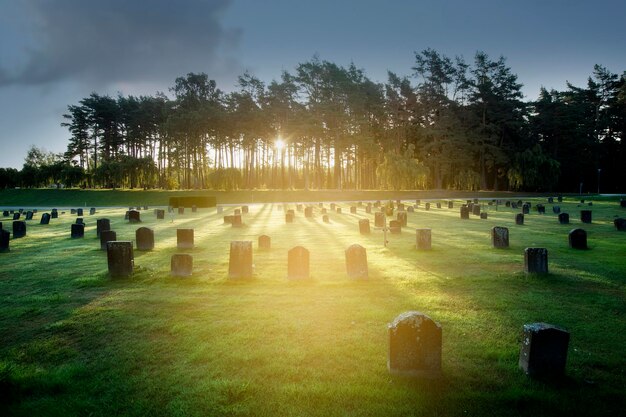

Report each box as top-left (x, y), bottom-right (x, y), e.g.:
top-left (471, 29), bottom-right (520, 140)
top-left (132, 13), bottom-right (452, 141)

top-left (491, 226), bottom-right (509, 249)
top-left (171, 254), bottom-right (193, 277)
top-left (136, 227), bottom-right (154, 251)
top-left (345, 244), bottom-right (368, 279)
top-left (524, 248), bottom-right (548, 274)
top-left (177, 229), bottom-right (194, 249)
top-left (288, 246), bottom-right (310, 280)
top-left (388, 311), bottom-right (442, 378)
top-left (96, 218), bottom-right (110, 237)
top-left (12, 221), bottom-right (26, 239)
top-left (107, 241), bottom-right (134, 278)
top-left (519, 323), bottom-right (569, 378)
top-left (568, 228), bottom-right (587, 249)
top-left (71, 223), bottom-right (84, 239)
top-left (416, 228), bottom-right (431, 250)
top-left (100, 230), bottom-right (117, 250)
top-left (359, 219), bottom-right (371, 235)
top-left (229, 241), bottom-right (253, 279)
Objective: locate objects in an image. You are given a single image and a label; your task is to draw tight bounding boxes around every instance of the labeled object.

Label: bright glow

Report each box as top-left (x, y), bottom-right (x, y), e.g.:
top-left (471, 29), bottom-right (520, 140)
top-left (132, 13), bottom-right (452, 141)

top-left (275, 138), bottom-right (285, 150)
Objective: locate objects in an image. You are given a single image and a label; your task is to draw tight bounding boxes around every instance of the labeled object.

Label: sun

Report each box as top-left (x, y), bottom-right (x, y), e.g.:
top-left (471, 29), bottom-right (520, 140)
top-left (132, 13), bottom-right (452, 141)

top-left (274, 137), bottom-right (285, 150)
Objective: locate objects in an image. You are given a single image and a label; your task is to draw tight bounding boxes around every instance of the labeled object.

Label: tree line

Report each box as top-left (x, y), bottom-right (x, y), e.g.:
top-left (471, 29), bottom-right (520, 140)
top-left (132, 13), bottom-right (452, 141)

top-left (3, 50), bottom-right (624, 192)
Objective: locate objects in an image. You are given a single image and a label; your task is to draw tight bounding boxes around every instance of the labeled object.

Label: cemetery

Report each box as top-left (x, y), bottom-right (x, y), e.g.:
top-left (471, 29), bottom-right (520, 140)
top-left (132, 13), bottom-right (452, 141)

top-left (0, 193), bottom-right (625, 416)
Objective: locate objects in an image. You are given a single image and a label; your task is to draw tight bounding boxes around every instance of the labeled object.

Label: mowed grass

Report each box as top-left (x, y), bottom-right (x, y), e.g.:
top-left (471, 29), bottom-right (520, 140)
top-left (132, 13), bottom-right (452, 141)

top-left (1, 197), bottom-right (625, 416)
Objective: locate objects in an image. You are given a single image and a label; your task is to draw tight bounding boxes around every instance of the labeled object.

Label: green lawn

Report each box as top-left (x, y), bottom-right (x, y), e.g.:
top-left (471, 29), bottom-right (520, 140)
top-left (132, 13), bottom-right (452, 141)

top-left (1, 195), bottom-right (625, 416)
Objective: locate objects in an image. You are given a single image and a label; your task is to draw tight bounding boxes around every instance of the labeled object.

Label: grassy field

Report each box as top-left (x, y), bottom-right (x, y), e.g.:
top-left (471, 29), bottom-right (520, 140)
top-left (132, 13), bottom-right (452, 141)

top-left (1, 194), bottom-right (625, 416)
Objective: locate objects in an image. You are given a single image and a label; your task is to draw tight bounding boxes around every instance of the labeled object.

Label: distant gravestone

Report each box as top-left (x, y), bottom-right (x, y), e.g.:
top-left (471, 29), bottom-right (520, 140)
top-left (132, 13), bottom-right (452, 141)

top-left (229, 241), bottom-right (253, 279)
top-left (505, 201), bottom-right (511, 207)
top-left (330, 203), bottom-right (336, 211)
top-left (580, 210), bottom-right (592, 224)
top-left (231, 214), bottom-right (243, 228)
top-left (407, 206), bottom-right (414, 213)
top-left (156, 209), bottom-right (165, 219)
top-left (448, 201), bottom-right (454, 209)
top-left (558, 213), bottom-right (569, 224)
top-left (436, 202), bottom-right (441, 209)
top-left (515, 213), bottom-right (524, 225)
top-left (460, 206), bottom-right (470, 220)
top-left (296, 204), bottom-right (303, 212)
top-left (480, 212), bottom-right (488, 219)
top-left (288, 246), bottom-right (310, 280)
top-left (12, 213), bottom-right (20, 220)
top-left (217, 206), bottom-right (223, 214)
top-left (321, 208), bottom-right (327, 214)
top-left (71, 223), bottom-right (84, 238)
top-left (374, 200), bottom-right (381, 208)
top-left (285, 212), bottom-right (294, 223)
top-left (365, 206), bottom-right (372, 214)
top-left (124, 211), bottom-right (130, 220)
top-left (349, 206), bottom-right (356, 214)
top-left (96, 218), bottom-right (111, 237)
top-left (25, 211), bottom-right (33, 221)
top-left (107, 241), bottom-right (134, 278)
top-left (224, 215), bottom-right (234, 224)
top-left (425, 203), bottom-right (430, 211)
top-left (177, 229), bottom-right (194, 249)
top-left (359, 219), bottom-right (371, 234)
top-left (511, 202), bottom-right (518, 209)
top-left (2, 211), bottom-right (8, 217)
top-left (51, 209), bottom-right (58, 219)
top-left (40, 213), bottom-right (51, 225)
top-left (472, 205), bottom-right (480, 216)
top-left (178, 207), bottom-right (185, 215)
top-left (375, 212), bottom-right (385, 227)
top-left (323, 214), bottom-right (329, 223)
top-left (491, 226), bottom-right (509, 248)
top-left (71, 209), bottom-right (76, 214)
top-left (614, 218), bottom-right (626, 231)
top-left (305, 207), bottom-right (313, 218)
top-left (524, 248), bottom-right (548, 274)
top-left (336, 207), bottom-right (342, 214)
top-left (552, 206), bottom-right (561, 214)
top-left (234, 208), bottom-right (241, 215)
top-left (12, 221), bottom-right (26, 238)
top-left (345, 244), bottom-right (368, 279)
top-left (397, 203), bottom-right (405, 211)
top-left (389, 220), bottom-right (401, 234)
top-left (143, 205), bottom-right (148, 211)
top-left (258, 235), bottom-right (271, 249)
top-left (387, 311), bottom-right (442, 377)
top-left (171, 254), bottom-right (193, 277)
top-left (77, 208), bottom-right (83, 216)
top-left (397, 211), bottom-right (407, 227)
top-left (136, 227), bottom-right (155, 251)
top-left (558, 196), bottom-right (563, 203)
top-left (90, 207), bottom-right (96, 215)
top-left (522, 204), bottom-right (530, 215)
top-left (519, 323), bottom-right (569, 378)
top-left (415, 199), bottom-right (420, 206)
top-left (100, 230), bottom-right (117, 250)
top-left (0, 229), bottom-right (9, 252)
top-left (192, 205), bottom-right (197, 213)
top-left (416, 228), bottom-right (431, 250)
top-left (568, 228), bottom-right (587, 249)
top-left (128, 210), bottom-right (141, 223)
top-left (537, 204), bottom-right (546, 214)
top-left (547, 197), bottom-right (554, 204)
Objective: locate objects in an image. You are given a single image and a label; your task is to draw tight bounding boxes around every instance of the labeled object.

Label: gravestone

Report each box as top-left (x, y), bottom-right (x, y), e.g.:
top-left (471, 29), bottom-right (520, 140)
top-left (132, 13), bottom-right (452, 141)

top-left (296, 204), bottom-right (303, 212)
top-left (374, 201), bottom-right (381, 208)
top-left (124, 211), bottom-right (130, 220)
top-left (143, 206), bottom-right (148, 211)
top-left (548, 197), bottom-right (554, 204)
top-left (168, 206), bottom-right (174, 213)
top-left (474, 198), bottom-right (479, 204)
top-left (40, 213), bottom-right (51, 225)
top-left (524, 248), bottom-right (548, 274)
top-left (25, 211), bottom-right (33, 221)
top-left (178, 207), bottom-right (185, 215)
top-left (350, 206), bottom-right (357, 214)
top-left (416, 228), bottom-right (431, 250)
top-left (505, 201), bottom-right (511, 207)
top-left (389, 220), bottom-right (401, 234)
top-left (90, 208), bottom-right (96, 215)
top-left (217, 206), bottom-right (223, 214)
top-left (71, 209), bottom-right (76, 214)
top-left (407, 206), bottom-right (414, 213)
top-left (171, 254), bottom-right (193, 277)
top-left (75, 218), bottom-right (84, 225)
top-left (192, 205), bottom-right (197, 213)
top-left (258, 235), bottom-right (271, 249)
top-left (365, 206), bottom-right (372, 214)
top-left (436, 202), bottom-right (441, 209)
top-left (224, 215), bottom-right (234, 224)
top-left (12, 221), bottom-right (26, 238)
top-left (472, 205), bottom-right (481, 216)
top-left (77, 208), bottom-right (83, 216)
top-left (336, 207), bottom-right (342, 214)
top-left (156, 209), bottom-right (165, 219)
top-left (2, 210), bottom-right (8, 217)
top-left (558, 196), bottom-right (563, 203)
top-left (0, 229), bottom-right (9, 252)
top-left (177, 229), bottom-right (194, 249)
top-left (321, 208), bottom-right (327, 214)
top-left (480, 212), bottom-right (488, 219)
top-left (568, 228), bottom-right (587, 249)
top-left (319, 202), bottom-right (324, 208)
top-left (305, 207), bottom-right (313, 218)
top-left (285, 212), bottom-right (294, 223)
top-left (552, 206), bottom-right (561, 214)
top-left (522, 204), bottom-right (530, 215)
top-left (288, 246), bottom-right (310, 280)
top-left (359, 219), bottom-right (371, 234)
top-left (107, 241), bottom-right (134, 278)
top-left (537, 204), bottom-right (546, 214)
top-left (234, 208), bottom-right (241, 215)
top-left (415, 199), bottom-right (421, 206)
top-left (511, 202), bottom-right (518, 209)
top-left (397, 211), bottom-right (407, 227)
top-left (100, 230), bottom-right (117, 250)
top-left (614, 218), bottom-right (626, 231)
top-left (13, 213), bottom-right (20, 220)
top-left (558, 213), bottom-right (569, 224)
top-left (397, 203), bottom-right (405, 211)
top-left (71, 223), bottom-right (84, 238)
top-left (330, 203), bottom-right (336, 210)
top-left (323, 215), bottom-right (329, 223)
top-left (231, 214), bottom-right (243, 228)
top-left (515, 213), bottom-right (524, 225)
top-left (51, 209), bottom-right (58, 219)
top-left (229, 241), bottom-right (253, 279)
top-left (128, 210), bottom-right (141, 223)
top-left (519, 323), bottom-right (569, 378)
top-left (388, 311), bottom-right (442, 377)
top-left (580, 210), bottom-right (592, 224)
top-left (136, 227), bottom-right (155, 251)
top-left (491, 226), bottom-right (509, 248)
top-left (96, 218), bottom-right (111, 237)
top-left (375, 212), bottom-right (385, 227)
top-left (448, 201), bottom-right (454, 209)
top-left (345, 244), bottom-right (368, 279)
top-left (460, 206), bottom-right (470, 219)
top-left (425, 203), bottom-right (430, 211)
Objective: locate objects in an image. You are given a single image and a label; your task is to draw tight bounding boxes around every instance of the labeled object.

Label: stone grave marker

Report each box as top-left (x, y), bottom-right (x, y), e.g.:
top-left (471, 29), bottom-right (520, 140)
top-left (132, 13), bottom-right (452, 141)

top-left (359, 219), bottom-right (371, 234)
top-left (407, 206), bottom-right (414, 213)
top-left (350, 206), bottom-right (357, 214)
top-left (242, 205), bottom-right (249, 214)
top-left (296, 204), bottom-right (303, 212)
top-left (128, 210), bottom-right (141, 223)
top-left (51, 209), bottom-right (58, 219)
top-left (397, 203), bottom-right (405, 211)
top-left (177, 229), bottom-right (194, 249)
top-left (178, 206), bottom-right (185, 215)
top-left (397, 211), bottom-right (407, 227)
top-left (231, 214), bottom-right (243, 228)
top-left (0, 229), bottom-right (9, 252)
top-left (305, 207), bottom-right (313, 218)
top-left (258, 235), bottom-right (271, 249)
top-left (505, 201), bottom-right (511, 207)
top-left (77, 208), bottom-right (83, 216)
top-left (12, 221), bottom-right (26, 238)
top-left (415, 199), bottom-right (421, 206)
top-left (416, 228), bottom-right (431, 250)
top-left (568, 228), bottom-right (587, 249)
top-left (580, 210), bottom-right (592, 224)
top-left (389, 220), bottom-right (402, 234)
top-left (537, 204), bottom-right (546, 214)
top-left (90, 208), bottom-right (96, 215)
top-left (336, 207), bottom-right (342, 214)
top-left (480, 212), bottom-right (488, 219)
top-left (448, 201), bottom-right (454, 209)
top-left (96, 219), bottom-right (111, 237)
top-left (192, 205), bottom-right (197, 213)
top-left (229, 241), bottom-right (253, 279)
top-left (323, 214), bottom-right (330, 223)
top-left (330, 203), bottom-right (336, 211)
top-left (71, 223), bottom-right (84, 239)
top-left (472, 205), bottom-right (480, 216)
top-left (548, 197), bottom-right (554, 204)
top-left (614, 218), bottom-right (626, 231)
top-left (124, 211), bottom-right (130, 220)
top-left (388, 311), bottom-right (442, 377)
top-left (374, 200), bottom-right (381, 208)
top-left (558, 196), bottom-right (563, 203)
top-left (156, 209), bottom-right (165, 219)
top-left (552, 206), bottom-right (561, 214)
top-left (234, 208), bottom-right (241, 215)
top-left (436, 202), bottom-right (441, 209)
top-left (515, 213), bottom-right (524, 225)
top-left (519, 323), bottom-right (569, 378)
top-left (345, 244), bottom-right (368, 279)
top-left (71, 209), bottom-right (76, 214)
top-left (425, 203), bottom-right (430, 211)
top-left (75, 218), bottom-right (84, 225)
top-left (491, 226), bottom-right (509, 248)
top-left (136, 227), bottom-right (155, 251)
top-left (375, 212), bottom-right (385, 227)
top-left (288, 246), bottom-right (310, 280)
top-left (460, 206), bottom-right (470, 220)
top-left (224, 215), bottom-right (234, 224)
top-left (2, 210), bottom-right (8, 217)
top-left (522, 204), bottom-right (530, 215)
top-left (40, 213), bottom-right (51, 225)
top-left (25, 211), bottom-right (33, 221)
top-left (558, 213), bottom-right (569, 224)
top-left (171, 254), bottom-right (193, 277)
top-left (13, 213), bottom-right (20, 220)
top-left (524, 248), bottom-right (548, 274)
top-left (143, 205), bottom-right (148, 211)
top-left (366, 206), bottom-right (372, 214)
top-left (107, 241), bottom-right (134, 277)
top-left (100, 230), bottom-right (117, 250)
top-left (285, 212), bottom-right (294, 223)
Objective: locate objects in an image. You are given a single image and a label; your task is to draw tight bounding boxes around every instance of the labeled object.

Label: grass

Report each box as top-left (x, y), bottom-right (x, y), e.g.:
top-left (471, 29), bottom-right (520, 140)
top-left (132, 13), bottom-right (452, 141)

top-left (1, 194), bottom-right (625, 416)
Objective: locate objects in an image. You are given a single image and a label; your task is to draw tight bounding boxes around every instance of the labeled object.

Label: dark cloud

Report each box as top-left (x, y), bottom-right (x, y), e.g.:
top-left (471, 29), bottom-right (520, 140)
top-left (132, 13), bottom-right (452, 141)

top-left (1, 0), bottom-right (239, 87)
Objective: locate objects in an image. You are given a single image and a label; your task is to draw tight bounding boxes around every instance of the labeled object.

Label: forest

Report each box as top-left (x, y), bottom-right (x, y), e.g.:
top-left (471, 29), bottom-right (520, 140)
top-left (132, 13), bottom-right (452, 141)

top-left (1, 49), bottom-right (624, 192)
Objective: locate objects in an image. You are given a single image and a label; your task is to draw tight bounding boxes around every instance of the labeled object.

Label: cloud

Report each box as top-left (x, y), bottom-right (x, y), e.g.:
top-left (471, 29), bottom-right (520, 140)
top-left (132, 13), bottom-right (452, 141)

top-left (1, 0), bottom-right (239, 87)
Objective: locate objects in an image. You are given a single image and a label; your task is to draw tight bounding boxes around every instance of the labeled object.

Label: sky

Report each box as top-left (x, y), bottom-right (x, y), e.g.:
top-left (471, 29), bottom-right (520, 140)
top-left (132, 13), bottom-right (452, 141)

top-left (0, 0), bottom-right (624, 169)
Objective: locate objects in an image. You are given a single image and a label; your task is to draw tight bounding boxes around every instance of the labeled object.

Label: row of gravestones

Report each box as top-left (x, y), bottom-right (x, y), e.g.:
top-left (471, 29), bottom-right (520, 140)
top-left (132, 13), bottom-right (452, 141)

top-left (388, 311), bottom-right (570, 379)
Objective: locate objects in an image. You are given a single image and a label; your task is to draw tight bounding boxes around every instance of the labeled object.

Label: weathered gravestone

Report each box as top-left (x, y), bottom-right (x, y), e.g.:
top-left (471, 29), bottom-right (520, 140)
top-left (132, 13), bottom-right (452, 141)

top-left (124, 211), bottom-right (130, 220)
top-left (321, 208), bottom-right (327, 214)
top-left (258, 235), bottom-right (271, 249)
top-left (128, 210), bottom-right (141, 223)
top-left (40, 213), bottom-right (51, 225)
top-left (580, 210), bottom-right (592, 224)
top-left (51, 209), bottom-right (58, 219)
top-left (71, 223), bottom-right (84, 239)
top-left (288, 246), bottom-right (310, 280)
top-left (107, 241), bottom-right (134, 278)
top-left (96, 219), bottom-right (111, 237)
top-left (389, 220), bottom-right (402, 234)
top-left (519, 323), bottom-right (569, 378)
top-left (229, 241), bottom-right (253, 279)
top-left (100, 230), bottom-right (117, 250)
top-left (491, 226), bottom-right (509, 248)
top-left (558, 196), bottom-right (563, 203)
top-left (524, 248), bottom-right (548, 274)
top-left (77, 208), bottom-right (83, 216)
top-left (472, 205), bottom-right (481, 216)
top-left (171, 254), bottom-right (193, 277)
top-left (375, 212), bottom-right (385, 227)
top-left (12, 213), bottom-right (20, 220)
top-left (448, 201), bottom-right (454, 209)
top-left (305, 207), bottom-right (313, 218)
top-left (231, 214), bottom-right (243, 228)
top-left (177, 229), bottom-right (194, 249)
top-left (345, 244), bottom-right (368, 279)
top-left (25, 211), bottom-right (33, 221)
top-left (136, 227), bottom-right (155, 251)
top-left (143, 205), bottom-right (148, 211)
top-left (0, 229), bottom-right (9, 252)
top-left (178, 207), bottom-right (185, 215)
top-left (568, 228), bottom-right (587, 249)
top-left (397, 211), bottom-right (407, 227)
top-left (388, 311), bottom-right (442, 377)
top-left (547, 197), bottom-right (554, 204)
top-left (156, 209), bottom-right (165, 219)
top-left (285, 212), bottom-right (294, 223)
top-left (359, 219), bottom-right (371, 235)
top-left (558, 213), bottom-right (570, 224)
top-left (349, 206), bottom-right (356, 214)
top-left (12, 221), bottom-right (26, 238)
top-left (416, 228), bottom-right (431, 250)
top-left (552, 206), bottom-right (561, 214)
top-left (296, 204), bottom-right (303, 212)
top-left (511, 202), bottom-right (518, 209)
top-left (505, 201), bottom-right (511, 208)
top-left (614, 218), bottom-right (626, 231)
top-left (460, 206), bottom-right (470, 220)
top-left (515, 213), bottom-right (524, 225)
top-left (397, 203), bottom-right (405, 211)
